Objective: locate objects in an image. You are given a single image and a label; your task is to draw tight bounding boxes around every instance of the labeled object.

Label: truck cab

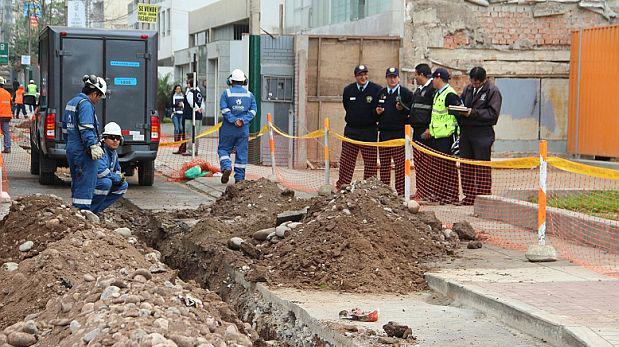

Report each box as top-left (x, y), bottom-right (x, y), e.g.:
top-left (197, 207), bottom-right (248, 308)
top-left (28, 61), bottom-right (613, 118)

top-left (30, 26), bottom-right (159, 186)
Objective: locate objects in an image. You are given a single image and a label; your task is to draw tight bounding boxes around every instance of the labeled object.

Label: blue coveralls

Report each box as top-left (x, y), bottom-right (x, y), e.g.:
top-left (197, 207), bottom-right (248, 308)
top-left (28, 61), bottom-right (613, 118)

top-left (61, 93), bottom-right (100, 210)
top-left (218, 85), bottom-right (257, 182)
top-left (91, 145), bottom-right (128, 213)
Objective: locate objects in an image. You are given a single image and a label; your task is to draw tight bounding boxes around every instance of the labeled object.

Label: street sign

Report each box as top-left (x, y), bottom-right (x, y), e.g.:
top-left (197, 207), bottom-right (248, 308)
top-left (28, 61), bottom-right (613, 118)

top-left (0, 42), bottom-right (8, 65)
top-left (137, 4), bottom-right (159, 23)
top-left (67, 1), bottom-right (86, 27)
top-left (21, 55), bottom-right (31, 65)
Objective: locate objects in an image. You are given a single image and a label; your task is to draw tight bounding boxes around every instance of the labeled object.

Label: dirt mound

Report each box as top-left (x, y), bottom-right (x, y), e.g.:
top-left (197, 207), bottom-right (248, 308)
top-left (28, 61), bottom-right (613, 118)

top-left (258, 178), bottom-right (457, 293)
top-left (0, 195), bottom-right (94, 264)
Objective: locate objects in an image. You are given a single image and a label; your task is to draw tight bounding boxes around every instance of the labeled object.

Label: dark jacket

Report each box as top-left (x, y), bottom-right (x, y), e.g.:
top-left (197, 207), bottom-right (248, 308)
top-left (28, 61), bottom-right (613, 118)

top-left (342, 81), bottom-right (382, 141)
top-left (409, 80), bottom-right (436, 129)
top-left (377, 85), bottom-right (413, 140)
top-left (459, 81), bottom-right (502, 127)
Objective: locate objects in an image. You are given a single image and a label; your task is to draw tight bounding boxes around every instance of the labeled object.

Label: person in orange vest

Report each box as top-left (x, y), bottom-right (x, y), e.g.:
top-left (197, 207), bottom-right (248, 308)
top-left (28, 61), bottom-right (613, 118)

top-left (13, 85), bottom-right (26, 119)
top-left (0, 77), bottom-right (12, 153)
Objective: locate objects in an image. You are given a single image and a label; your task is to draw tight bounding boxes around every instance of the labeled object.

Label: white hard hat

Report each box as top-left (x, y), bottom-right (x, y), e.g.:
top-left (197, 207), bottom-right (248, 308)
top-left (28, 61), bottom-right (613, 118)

top-left (83, 75), bottom-right (107, 98)
top-left (29, 80), bottom-right (35, 84)
top-left (230, 69), bottom-right (246, 82)
top-left (102, 122), bottom-right (122, 137)
top-left (0, 77), bottom-right (5, 85)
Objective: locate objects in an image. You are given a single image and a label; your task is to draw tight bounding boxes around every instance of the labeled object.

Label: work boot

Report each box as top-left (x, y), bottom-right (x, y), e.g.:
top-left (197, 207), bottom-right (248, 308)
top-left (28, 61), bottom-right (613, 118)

top-left (1, 148), bottom-right (10, 154)
top-left (221, 169), bottom-right (232, 184)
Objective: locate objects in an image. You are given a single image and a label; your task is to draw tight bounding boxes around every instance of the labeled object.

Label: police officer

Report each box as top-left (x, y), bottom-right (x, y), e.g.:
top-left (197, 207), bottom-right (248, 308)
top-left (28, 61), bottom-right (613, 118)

top-left (459, 66), bottom-right (502, 205)
top-left (409, 63), bottom-right (436, 200)
top-left (376, 67), bottom-right (413, 196)
top-left (62, 74), bottom-right (106, 210)
top-left (336, 64), bottom-right (382, 190)
top-left (24, 79), bottom-right (38, 114)
top-left (92, 122), bottom-right (128, 213)
top-left (424, 68), bottom-right (461, 204)
top-left (218, 69), bottom-right (257, 184)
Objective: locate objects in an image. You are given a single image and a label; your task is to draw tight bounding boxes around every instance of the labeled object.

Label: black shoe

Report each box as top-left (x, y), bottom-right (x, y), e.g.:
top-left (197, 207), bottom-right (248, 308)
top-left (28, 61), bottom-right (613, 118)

top-left (221, 169), bottom-right (232, 184)
top-left (1, 148), bottom-right (10, 153)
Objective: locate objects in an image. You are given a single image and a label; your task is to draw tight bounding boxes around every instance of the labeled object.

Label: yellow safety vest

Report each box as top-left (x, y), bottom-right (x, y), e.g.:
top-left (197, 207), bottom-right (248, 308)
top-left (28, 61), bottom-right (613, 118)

top-left (26, 83), bottom-right (37, 96)
top-left (429, 85), bottom-right (458, 139)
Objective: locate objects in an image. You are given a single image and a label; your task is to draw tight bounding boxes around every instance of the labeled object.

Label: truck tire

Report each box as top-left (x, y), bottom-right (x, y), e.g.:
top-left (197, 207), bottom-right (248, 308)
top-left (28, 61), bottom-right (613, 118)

top-left (30, 145), bottom-right (40, 175)
top-left (38, 153), bottom-right (57, 186)
top-left (138, 160), bottom-right (155, 186)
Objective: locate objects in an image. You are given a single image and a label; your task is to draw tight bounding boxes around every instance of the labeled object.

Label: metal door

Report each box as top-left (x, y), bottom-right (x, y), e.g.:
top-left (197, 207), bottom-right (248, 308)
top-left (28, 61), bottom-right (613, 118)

top-left (105, 39), bottom-right (148, 142)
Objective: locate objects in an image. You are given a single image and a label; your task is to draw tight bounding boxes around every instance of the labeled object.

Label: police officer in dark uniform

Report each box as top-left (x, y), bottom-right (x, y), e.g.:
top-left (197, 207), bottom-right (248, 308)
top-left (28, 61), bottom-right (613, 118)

top-left (376, 67), bottom-right (413, 196)
top-left (409, 63), bottom-right (436, 200)
top-left (336, 65), bottom-right (382, 189)
top-left (458, 66), bottom-right (503, 205)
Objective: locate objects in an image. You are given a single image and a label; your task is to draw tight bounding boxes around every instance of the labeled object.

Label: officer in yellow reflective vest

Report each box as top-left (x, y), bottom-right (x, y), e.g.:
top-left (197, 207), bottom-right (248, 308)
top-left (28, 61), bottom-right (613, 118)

top-left (420, 68), bottom-right (461, 204)
top-left (24, 80), bottom-right (38, 114)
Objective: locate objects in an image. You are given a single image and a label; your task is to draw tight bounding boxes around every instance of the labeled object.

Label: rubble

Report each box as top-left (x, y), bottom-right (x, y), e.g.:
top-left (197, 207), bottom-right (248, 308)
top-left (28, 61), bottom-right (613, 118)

top-left (452, 221), bottom-right (477, 241)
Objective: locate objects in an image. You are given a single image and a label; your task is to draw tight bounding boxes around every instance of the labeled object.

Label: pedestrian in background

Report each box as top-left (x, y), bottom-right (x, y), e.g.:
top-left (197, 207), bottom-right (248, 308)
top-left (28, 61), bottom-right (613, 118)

top-left (0, 77), bottom-right (12, 153)
top-left (218, 69), bottom-right (256, 184)
top-left (376, 67), bottom-right (413, 196)
top-left (169, 84), bottom-right (187, 154)
top-left (92, 122), bottom-right (128, 213)
top-left (24, 79), bottom-right (38, 114)
top-left (458, 66), bottom-right (502, 205)
top-left (409, 63), bottom-right (436, 201)
top-left (336, 64), bottom-right (382, 190)
top-left (424, 68), bottom-right (461, 204)
top-left (13, 85), bottom-right (26, 119)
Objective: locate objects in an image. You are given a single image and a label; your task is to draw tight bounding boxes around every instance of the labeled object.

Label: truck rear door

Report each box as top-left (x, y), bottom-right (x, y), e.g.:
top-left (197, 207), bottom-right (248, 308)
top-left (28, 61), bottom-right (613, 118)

top-left (105, 39), bottom-right (148, 143)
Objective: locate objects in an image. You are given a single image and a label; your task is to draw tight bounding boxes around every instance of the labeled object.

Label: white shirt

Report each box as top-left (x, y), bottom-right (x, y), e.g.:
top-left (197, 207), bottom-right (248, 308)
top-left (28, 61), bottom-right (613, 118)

top-left (419, 78), bottom-right (432, 90)
top-left (185, 87), bottom-right (203, 112)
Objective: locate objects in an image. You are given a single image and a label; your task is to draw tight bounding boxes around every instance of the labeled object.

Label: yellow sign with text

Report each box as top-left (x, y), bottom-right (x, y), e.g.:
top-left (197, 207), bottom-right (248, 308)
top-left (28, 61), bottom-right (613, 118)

top-left (137, 4), bottom-right (158, 23)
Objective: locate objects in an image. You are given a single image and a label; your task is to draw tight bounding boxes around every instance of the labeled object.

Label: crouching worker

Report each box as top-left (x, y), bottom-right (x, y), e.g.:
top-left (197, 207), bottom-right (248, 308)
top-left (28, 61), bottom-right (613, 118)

top-left (91, 122), bottom-right (128, 213)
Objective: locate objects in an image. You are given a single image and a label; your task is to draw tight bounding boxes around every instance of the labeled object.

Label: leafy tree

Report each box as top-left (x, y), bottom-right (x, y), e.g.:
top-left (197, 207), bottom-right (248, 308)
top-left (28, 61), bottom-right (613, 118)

top-left (157, 73), bottom-right (173, 120)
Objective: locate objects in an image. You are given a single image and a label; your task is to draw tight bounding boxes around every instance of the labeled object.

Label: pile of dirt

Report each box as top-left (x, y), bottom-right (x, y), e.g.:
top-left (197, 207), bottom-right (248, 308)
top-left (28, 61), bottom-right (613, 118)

top-left (0, 195), bottom-right (95, 264)
top-left (0, 197), bottom-right (259, 345)
top-left (254, 178), bottom-right (458, 293)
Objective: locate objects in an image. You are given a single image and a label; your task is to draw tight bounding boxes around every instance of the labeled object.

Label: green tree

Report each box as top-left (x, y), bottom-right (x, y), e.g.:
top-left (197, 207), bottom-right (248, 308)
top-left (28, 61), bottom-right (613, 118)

top-left (9, 0), bottom-right (66, 69)
top-left (157, 73), bottom-right (173, 120)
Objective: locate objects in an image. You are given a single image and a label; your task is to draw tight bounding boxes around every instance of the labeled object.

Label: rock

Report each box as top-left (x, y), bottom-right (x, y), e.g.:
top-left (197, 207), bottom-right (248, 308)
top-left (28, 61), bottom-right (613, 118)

top-left (525, 244), bottom-right (558, 262)
top-left (153, 318), bottom-right (169, 331)
top-left (22, 321), bottom-right (38, 335)
top-left (404, 200), bottom-right (421, 213)
top-left (342, 208), bottom-right (351, 215)
top-left (83, 274), bottom-right (96, 282)
top-left (2, 262), bottom-right (18, 272)
top-left (83, 328), bottom-right (100, 343)
top-left (270, 236), bottom-right (280, 244)
top-left (452, 221), bottom-right (477, 241)
top-left (114, 227), bottom-right (132, 237)
top-left (69, 320), bottom-right (81, 334)
top-left (50, 319), bottom-right (71, 326)
top-left (45, 218), bottom-right (60, 229)
top-left (280, 189), bottom-right (295, 197)
top-left (467, 241), bottom-right (483, 249)
top-left (383, 321), bottom-right (413, 339)
top-left (228, 237), bottom-right (244, 250)
top-left (169, 334), bottom-right (195, 347)
top-left (100, 286), bottom-right (121, 301)
top-left (275, 207), bottom-right (308, 225)
top-left (19, 241), bottom-right (34, 252)
top-left (149, 263), bottom-right (167, 273)
top-left (81, 303), bottom-right (94, 314)
top-left (81, 210), bottom-right (100, 223)
top-left (7, 332), bottom-right (36, 347)
top-left (240, 242), bottom-right (261, 259)
top-left (275, 225), bottom-right (289, 238)
top-left (318, 184), bottom-right (332, 196)
top-left (252, 228), bottom-right (273, 241)
top-left (378, 336), bottom-right (399, 344)
top-left (149, 332), bottom-right (168, 344)
top-left (60, 301), bottom-right (73, 313)
top-left (287, 222), bottom-right (302, 229)
top-left (129, 269), bottom-right (152, 281)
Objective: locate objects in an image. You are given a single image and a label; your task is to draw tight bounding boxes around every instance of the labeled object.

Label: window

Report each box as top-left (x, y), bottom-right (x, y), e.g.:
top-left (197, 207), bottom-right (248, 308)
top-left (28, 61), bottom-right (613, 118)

top-left (233, 24), bottom-right (249, 40)
top-left (263, 76), bottom-right (293, 102)
top-left (166, 9), bottom-right (171, 35)
top-left (194, 31), bottom-right (207, 46)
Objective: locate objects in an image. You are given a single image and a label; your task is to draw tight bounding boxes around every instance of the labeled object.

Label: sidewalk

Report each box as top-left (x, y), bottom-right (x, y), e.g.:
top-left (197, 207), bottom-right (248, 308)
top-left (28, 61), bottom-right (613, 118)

top-left (426, 245), bottom-right (619, 347)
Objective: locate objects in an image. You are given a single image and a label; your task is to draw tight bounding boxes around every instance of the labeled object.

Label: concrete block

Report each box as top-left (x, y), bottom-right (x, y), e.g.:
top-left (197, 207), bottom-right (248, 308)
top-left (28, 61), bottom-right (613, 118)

top-left (525, 244), bottom-right (558, 262)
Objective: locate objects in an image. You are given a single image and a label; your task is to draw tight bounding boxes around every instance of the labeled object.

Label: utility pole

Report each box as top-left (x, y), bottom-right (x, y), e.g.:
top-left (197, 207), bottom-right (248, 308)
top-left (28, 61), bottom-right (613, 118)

top-left (247, 0), bottom-right (261, 164)
top-left (27, 0), bottom-right (32, 81)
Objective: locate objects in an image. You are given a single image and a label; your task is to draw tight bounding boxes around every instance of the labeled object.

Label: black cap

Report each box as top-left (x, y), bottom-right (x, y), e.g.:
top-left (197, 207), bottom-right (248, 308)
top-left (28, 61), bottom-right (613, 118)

top-left (354, 65), bottom-right (369, 75)
top-left (385, 67), bottom-right (399, 77)
top-left (432, 67), bottom-right (450, 80)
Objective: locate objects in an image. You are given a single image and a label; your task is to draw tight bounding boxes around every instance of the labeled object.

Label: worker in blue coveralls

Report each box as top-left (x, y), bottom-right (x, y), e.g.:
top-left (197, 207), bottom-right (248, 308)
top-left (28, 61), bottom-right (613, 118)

top-left (91, 122), bottom-right (128, 213)
top-left (62, 74), bottom-right (106, 210)
top-left (218, 69), bottom-right (257, 184)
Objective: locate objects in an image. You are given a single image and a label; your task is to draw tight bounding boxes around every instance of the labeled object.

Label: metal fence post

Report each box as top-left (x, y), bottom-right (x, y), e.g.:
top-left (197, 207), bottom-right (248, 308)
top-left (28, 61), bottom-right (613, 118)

top-left (319, 117), bottom-right (332, 196)
top-left (404, 124), bottom-right (412, 203)
top-left (267, 113), bottom-right (277, 180)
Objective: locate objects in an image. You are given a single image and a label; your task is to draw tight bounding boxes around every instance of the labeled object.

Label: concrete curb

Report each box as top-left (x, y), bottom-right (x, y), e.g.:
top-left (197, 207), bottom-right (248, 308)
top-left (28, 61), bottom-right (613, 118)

top-left (425, 273), bottom-right (613, 347)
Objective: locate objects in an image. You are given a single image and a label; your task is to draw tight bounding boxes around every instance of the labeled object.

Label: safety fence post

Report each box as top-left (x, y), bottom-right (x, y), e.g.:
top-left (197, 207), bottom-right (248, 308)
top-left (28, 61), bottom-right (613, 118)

top-left (267, 113), bottom-right (277, 180)
top-left (404, 124), bottom-right (412, 203)
top-left (526, 140), bottom-right (557, 262)
top-left (319, 118), bottom-right (332, 196)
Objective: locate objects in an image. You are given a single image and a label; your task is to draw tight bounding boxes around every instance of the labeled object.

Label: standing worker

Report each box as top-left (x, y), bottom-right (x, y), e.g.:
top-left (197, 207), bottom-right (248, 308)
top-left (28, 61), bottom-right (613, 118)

top-left (61, 74), bottom-right (106, 210)
top-left (409, 63), bottom-right (436, 201)
top-left (218, 69), bottom-right (257, 184)
top-left (24, 79), bottom-right (38, 114)
top-left (375, 67), bottom-right (413, 196)
top-left (0, 77), bottom-right (12, 153)
top-left (423, 68), bottom-right (462, 204)
top-left (91, 122), bottom-right (128, 213)
top-left (13, 85), bottom-right (26, 119)
top-left (336, 65), bottom-right (382, 190)
top-left (458, 66), bottom-right (502, 205)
